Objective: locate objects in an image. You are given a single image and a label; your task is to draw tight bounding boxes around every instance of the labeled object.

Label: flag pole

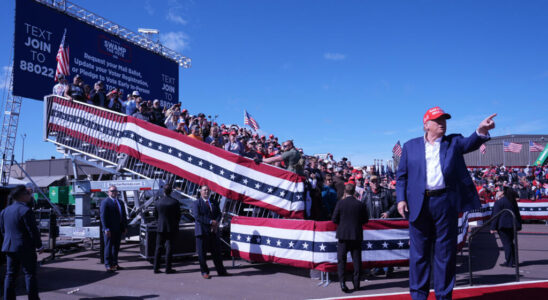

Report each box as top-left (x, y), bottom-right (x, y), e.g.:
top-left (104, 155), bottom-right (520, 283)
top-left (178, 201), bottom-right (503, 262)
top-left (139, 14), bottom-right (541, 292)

top-left (503, 144), bottom-right (506, 167)
top-left (528, 141), bottom-right (531, 165)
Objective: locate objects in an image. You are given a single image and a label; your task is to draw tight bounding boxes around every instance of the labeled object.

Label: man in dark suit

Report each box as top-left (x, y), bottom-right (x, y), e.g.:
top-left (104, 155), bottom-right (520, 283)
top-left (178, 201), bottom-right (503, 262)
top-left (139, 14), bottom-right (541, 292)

top-left (332, 183), bottom-right (369, 293)
top-left (192, 185), bottom-right (228, 279)
top-left (396, 107), bottom-right (495, 300)
top-left (0, 185), bottom-right (42, 300)
top-left (153, 184), bottom-right (181, 274)
top-left (100, 185), bottom-right (127, 272)
top-left (490, 188), bottom-right (522, 267)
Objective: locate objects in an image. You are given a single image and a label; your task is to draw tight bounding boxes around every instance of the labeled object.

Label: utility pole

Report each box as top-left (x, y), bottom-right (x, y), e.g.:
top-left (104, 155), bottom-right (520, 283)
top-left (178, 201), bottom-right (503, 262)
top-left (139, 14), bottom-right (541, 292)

top-left (20, 133), bottom-right (26, 163)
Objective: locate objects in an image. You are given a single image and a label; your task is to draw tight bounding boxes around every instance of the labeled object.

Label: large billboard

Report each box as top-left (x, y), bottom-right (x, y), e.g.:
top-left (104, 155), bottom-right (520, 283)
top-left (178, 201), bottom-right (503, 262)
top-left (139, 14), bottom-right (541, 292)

top-left (13, 0), bottom-right (179, 106)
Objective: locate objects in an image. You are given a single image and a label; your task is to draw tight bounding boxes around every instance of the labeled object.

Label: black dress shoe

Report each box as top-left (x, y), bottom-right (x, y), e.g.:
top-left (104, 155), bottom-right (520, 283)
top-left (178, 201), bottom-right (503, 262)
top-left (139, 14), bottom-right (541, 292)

top-left (153, 269), bottom-right (162, 274)
top-left (114, 265), bottom-right (124, 270)
top-left (165, 269), bottom-right (176, 274)
top-left (340, 282), bottom-right (351, 293)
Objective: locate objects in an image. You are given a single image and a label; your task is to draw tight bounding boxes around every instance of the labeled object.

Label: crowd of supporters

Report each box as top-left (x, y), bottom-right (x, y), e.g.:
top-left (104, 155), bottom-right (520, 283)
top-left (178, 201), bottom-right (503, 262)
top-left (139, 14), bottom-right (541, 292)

top-left (53, 74), bottom-right (548, 220)
top-left (472, 165), bottom-right (548, 202)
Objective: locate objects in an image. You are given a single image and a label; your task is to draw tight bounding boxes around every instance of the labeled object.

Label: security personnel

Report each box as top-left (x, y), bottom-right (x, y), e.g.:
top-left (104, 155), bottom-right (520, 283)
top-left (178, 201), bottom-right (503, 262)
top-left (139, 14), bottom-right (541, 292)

top-left (1, 185), bottom-right (43, 300)
top-left (332, 183), bottom-right (369, 293)
top-left (153, 184), bottom-right (181, 274)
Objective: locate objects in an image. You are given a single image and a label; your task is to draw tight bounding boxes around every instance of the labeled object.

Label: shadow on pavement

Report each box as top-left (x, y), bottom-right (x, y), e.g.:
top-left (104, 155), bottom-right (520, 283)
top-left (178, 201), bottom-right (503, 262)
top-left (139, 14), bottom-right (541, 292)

top-left (456, 274), bottom-right (519, 286)
top-left (37, 266), bottom-right (116, 293)
top-left (457, 230), bottom-right (499, 274)
top-left (80, 295), bottom-right (158, 300)
top-left (519, 259), bottom-right (548, 267)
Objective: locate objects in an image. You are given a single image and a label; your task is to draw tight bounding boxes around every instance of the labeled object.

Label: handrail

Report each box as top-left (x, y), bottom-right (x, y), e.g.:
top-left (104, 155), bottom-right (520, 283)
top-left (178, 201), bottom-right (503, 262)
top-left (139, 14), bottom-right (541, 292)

top-left (468, 208), bottom-right (519, 285)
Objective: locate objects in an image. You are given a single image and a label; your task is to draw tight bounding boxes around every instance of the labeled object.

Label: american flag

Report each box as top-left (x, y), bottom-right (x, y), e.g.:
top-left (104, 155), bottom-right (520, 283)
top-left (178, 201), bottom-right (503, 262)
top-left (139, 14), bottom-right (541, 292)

top-left (55, 29), bottom-right (70, 82)
top-left (480, 144), bottom-right (486, 154)
top-left (47, 97), bottom-right (305, 218)
top-left (530, 141), bottom-right (545, 152)
top-left (392, 141), bottom-right (402, 157)
top-left (244, 110), bottom-right (260, 131)
top-left (503, 141), bottom-right (522, 153)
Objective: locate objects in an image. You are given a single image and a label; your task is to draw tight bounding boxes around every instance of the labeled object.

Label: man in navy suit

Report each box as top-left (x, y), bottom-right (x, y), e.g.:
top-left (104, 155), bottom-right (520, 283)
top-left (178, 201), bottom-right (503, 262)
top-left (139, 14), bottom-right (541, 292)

top-left (100, 185), bottom-right (127, 272)
top-left (153, 184), bottom-right (181, 274)
top-left (0, 185), bottom-right (43, 300)
top-left (396, 107), bottom-right (495, 300)
top-left (192, 185), bottom-right (228, 279)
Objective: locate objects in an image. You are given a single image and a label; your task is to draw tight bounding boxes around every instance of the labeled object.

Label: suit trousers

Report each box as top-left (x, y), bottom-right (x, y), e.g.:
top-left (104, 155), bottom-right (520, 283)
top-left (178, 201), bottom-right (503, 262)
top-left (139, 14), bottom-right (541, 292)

top-left (337, 240), bottom-right (362, 288)
top-left (196, 234), bottom-right (226, 275)
top-left (4, 251), bottom-right (39, 300)
top-left (154, 232), bottom-right (176, 271)
top-left (498, 228), bottom-right (515, 266)
top-left (104, 231), bottom-right (122, 268)
top-left (409, 194), bottom-right (457, 300)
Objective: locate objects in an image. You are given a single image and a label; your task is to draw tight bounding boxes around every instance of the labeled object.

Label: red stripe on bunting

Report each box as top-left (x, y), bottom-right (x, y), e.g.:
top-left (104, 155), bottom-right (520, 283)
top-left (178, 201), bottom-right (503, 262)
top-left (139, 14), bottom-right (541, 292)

top-left (48, 123), bottom-right (118, 151)
top-left (125, 117), bottom-right (305, 183)
top-left (118, 145), bottom-right (304, 219)
top-left (53, 97), bottom-right (126, 123)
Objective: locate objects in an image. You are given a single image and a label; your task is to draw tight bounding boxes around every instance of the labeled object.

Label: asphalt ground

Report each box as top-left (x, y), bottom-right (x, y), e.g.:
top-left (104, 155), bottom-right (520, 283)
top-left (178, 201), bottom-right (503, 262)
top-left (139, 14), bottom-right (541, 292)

top-left (4, 222), bottom-right (548, 300)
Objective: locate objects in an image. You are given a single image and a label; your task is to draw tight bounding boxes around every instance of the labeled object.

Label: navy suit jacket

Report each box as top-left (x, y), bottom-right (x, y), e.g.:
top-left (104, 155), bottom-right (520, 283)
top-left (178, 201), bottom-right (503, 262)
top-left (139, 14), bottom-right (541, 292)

top-left (396, 131), bottom-right (489, 222)
top-left (0, 201), bottom-right (42, 252)
top-left (332, 196), bottom-right (369, 241)
top-left (100, 197), bottom-right (127, 233)
top-left (192, 197), bottom-right (221, 237)
top-left (490, 196), bottom-right (522, 231)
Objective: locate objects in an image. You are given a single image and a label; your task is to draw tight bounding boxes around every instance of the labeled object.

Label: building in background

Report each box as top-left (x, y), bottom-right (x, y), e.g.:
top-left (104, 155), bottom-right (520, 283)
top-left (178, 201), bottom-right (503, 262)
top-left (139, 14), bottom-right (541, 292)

top-left (464, 134), bottom-right (548, 167)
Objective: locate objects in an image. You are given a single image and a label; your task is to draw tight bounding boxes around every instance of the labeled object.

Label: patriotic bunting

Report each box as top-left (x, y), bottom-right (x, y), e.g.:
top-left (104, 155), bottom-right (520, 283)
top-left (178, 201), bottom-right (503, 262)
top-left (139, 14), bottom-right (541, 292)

top-left (231, 200), bottom-right (548, 271)
top-left (47, 97), bottom-right (305, 218)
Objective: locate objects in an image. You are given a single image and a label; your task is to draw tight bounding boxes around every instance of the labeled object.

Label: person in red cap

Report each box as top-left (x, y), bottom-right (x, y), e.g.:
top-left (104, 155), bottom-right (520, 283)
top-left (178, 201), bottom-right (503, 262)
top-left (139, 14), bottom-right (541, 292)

top-left (396, 107), bottom-right (495, 300)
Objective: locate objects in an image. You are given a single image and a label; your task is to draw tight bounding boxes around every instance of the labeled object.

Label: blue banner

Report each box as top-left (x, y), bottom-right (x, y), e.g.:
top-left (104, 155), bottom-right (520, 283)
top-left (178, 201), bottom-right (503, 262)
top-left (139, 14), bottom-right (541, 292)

top-left (13, 0), bottom-right (179, 106)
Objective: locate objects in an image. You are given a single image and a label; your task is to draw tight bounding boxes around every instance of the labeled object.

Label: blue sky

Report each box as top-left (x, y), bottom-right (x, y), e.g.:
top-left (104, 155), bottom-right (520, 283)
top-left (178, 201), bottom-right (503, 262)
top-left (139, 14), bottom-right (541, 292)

top-left (1, 0), bottom-right (547, 165)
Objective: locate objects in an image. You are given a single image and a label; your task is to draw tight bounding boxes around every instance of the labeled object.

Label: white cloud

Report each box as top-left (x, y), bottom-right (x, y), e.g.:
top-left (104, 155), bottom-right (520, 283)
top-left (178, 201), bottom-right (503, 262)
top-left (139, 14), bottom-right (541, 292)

top-left (166, 0), bottom-right (188, 25)
top-left (324, 53), bottom-right (346, 61)
top-left (0, 66), bottom-right (13, 90)
top-left (166, 11), bottom-right (188, 25)
top-left (160, 32), bottom-right (190, 52)
top-left (144, 0), bottom-right (154, 15)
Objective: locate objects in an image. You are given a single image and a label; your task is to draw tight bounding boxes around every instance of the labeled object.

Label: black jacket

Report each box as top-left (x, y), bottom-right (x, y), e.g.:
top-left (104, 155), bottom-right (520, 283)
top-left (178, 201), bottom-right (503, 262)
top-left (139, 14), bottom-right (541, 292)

top-left (332, 196), bottom-right (369, 241)
top-left (89, 89), bottom-right (107, 108)
top-left (154, 195), bottom-right (181, 233)
top-left (0, 201), bottom-right (42, 252)
top-left (491, 196), bottom-right (522, 231)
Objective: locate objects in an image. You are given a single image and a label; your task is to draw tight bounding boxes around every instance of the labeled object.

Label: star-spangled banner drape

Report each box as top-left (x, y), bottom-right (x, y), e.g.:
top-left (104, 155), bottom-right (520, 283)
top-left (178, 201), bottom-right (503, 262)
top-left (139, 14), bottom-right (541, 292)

top-left (231, 200), bottom-right (548, 271)
top-left (47, 97), bottom-right (305, 218)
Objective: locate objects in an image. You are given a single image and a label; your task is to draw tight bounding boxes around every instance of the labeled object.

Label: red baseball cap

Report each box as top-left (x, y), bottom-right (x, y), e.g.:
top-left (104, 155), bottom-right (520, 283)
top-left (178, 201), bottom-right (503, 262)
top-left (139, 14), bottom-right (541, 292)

top-left (269, 134), bottom-right (274, 138)
top-left (423, 106), bottom-right (451, 124)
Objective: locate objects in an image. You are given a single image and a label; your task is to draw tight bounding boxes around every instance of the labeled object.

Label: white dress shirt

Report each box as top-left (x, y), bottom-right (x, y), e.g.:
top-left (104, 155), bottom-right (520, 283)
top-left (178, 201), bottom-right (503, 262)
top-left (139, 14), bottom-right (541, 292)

top-left (424, 136), bottom-right (445, 190)
top-left (424, 130), bottom-right (489, 190)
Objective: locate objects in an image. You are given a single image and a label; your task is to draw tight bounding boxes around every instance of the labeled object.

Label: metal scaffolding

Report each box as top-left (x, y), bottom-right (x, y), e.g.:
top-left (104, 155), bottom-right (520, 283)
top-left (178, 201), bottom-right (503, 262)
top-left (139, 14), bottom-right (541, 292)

top-left (0, 66), bottom-right (22, 186)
